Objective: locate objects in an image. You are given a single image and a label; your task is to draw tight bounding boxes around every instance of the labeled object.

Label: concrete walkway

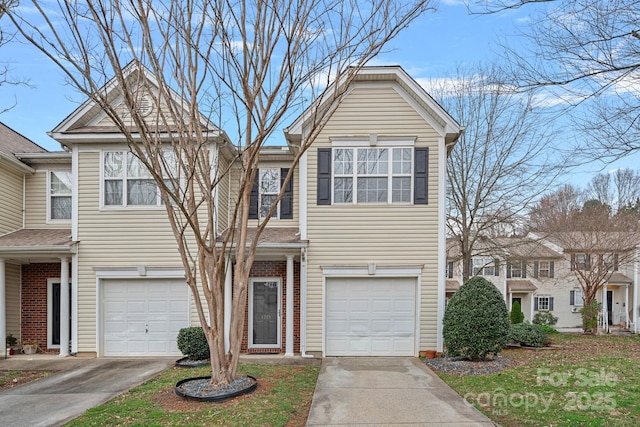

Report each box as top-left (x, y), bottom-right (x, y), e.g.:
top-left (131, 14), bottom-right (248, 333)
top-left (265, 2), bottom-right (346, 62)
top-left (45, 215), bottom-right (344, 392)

top-left (0, 356), bottom-right (173, 427)
top-left (306, 357), bottom-right (496, 426)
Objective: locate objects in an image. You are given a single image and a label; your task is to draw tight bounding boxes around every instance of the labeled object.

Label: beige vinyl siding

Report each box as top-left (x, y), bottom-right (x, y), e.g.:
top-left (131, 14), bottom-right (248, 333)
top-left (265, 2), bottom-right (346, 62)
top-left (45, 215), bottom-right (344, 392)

top-left (5, 263), bottom-right (21, 340)
top-left (0, 168), bottom-right (23, 233)
top-left (24, 169), bottom-right (71, 229)
top-left (305, 84), bottom-right (442, 352)
top-left (75, 149), bottom-right (191, 353)
top-left (216, 155), bottom-right (230, 232)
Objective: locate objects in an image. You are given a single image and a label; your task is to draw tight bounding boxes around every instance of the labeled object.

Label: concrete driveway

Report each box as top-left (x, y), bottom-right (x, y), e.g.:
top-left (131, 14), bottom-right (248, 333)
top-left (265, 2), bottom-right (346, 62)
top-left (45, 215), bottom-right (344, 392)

top-left (0, 356), bottom-right (173, 427)
top-left (306, 357), bottom-right (496, 426)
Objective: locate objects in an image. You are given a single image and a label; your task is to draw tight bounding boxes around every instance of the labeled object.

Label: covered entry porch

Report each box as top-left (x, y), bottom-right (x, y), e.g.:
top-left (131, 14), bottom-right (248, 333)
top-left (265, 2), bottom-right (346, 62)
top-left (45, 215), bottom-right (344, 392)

top-left (0, 229), bottom-right (76, 358)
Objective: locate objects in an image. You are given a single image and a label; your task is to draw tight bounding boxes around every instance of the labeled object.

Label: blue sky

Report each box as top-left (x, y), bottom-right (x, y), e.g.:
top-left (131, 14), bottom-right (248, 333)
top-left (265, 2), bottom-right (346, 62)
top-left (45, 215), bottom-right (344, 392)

top-left (0, 0), bottom-right (636, 184)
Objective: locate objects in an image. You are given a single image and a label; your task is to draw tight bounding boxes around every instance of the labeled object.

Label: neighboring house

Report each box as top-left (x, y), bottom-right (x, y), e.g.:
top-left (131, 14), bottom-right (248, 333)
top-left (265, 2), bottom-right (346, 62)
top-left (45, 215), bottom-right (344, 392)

top-left (0, 65), bottom-right (462, 358)
top-left (446, 235), bottom-right (639, 332)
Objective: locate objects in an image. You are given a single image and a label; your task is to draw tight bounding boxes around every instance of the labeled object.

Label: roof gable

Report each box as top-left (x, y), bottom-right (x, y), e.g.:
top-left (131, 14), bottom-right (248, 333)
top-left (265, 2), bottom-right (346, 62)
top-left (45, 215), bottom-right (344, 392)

top-left (285, 66), bottom-right (462, 146)
top-left (50, 62), bottom-right (221, 142)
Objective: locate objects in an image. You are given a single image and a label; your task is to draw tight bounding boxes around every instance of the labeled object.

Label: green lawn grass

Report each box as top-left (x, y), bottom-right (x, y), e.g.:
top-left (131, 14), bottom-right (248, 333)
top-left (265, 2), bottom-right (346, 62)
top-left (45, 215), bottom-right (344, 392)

top-left (435, 333), bottom-right (640, 427)
top-left (64, 363), bottom-right (319, 427)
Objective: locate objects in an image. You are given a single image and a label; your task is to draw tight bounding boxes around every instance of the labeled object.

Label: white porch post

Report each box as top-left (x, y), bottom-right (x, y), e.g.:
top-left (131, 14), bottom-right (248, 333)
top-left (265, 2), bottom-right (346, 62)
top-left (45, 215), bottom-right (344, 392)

top-left (625, 285), bottom-right (630, 327)
top-left (635, 247), bottom-right (639, 333)
top-left (285, 255), bottom-right (294, 357)
top-left (0, 259), bottom-right (6, 359)
top-left (602, 285), bottom-right (608, 331)
top-left (224, 258), bottom-right (232, 353)
top-left (59, 257), bottom-right (70, 357)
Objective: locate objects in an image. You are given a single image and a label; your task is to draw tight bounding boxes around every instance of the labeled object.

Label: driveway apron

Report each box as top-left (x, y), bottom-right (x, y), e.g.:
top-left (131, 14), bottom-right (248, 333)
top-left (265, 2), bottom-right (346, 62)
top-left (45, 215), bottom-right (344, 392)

top-left (306, 357), bottom-right (496, 426)
top-left (0, 358), bottom-right (173, 427)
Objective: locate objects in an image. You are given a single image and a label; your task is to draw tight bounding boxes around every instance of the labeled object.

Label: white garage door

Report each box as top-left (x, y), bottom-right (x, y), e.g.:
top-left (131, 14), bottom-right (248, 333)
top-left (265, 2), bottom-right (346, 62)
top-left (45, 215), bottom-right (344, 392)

top-left (102, 278), bottom-right (189, 356)
top-left (325, 277), bottom-right (416, 356)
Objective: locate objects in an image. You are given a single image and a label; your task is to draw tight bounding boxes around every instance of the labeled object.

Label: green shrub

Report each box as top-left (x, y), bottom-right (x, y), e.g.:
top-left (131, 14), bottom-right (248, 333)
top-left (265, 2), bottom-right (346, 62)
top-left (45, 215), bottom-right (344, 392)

top-left (510, 301), bottom-right (525, 324)
top-left (177, 327), bottom-right (210, 361)
top-left (532, 311), bottom-right (558, 326)
top-left (539, 324), bottom-right (558, 334)
top-left (580, 300), bottom-right (601, 333)
top-left (509, 323), bottom-right (545, 347)
top-left (443, 276), bottom-right (510, 361)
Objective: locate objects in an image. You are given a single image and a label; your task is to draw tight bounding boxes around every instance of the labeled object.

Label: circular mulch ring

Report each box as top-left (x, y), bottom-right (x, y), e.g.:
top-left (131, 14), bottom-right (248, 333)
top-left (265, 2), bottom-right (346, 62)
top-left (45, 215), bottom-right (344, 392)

top-left (175, 375), bottom-right (257, 402)
top-left (424, 355), bottom-right (515, 375)
top-left (175, 357), bottom-right (209, 368)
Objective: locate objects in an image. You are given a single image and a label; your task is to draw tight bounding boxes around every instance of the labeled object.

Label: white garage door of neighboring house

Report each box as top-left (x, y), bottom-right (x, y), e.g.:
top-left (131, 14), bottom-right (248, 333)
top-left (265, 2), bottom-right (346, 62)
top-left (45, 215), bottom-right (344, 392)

top-left (102, 278), bottom-right (189, 356)
top-left (325, 277), bottom-right (416, 356)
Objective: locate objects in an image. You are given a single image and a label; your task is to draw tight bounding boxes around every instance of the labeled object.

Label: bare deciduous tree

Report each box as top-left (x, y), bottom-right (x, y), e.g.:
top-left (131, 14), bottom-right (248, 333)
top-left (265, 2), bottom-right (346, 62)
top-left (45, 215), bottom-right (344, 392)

top-left (528, 183), bottom-right (583, 232)
top-left (468, 0), bottom-right (640, 162)
top-left (431, 64), bottom-right (561, 281)
top-left (587, 168), bottom-right (640, 213)
top-left (7, 0), bottom-right (434, 385)
top-left (0, 0), bottom-right (23, 113)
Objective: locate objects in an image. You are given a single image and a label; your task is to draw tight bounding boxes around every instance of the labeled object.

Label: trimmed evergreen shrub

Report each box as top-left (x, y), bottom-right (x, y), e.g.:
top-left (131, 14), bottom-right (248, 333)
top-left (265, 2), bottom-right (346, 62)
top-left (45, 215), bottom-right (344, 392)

top-left (509, 323), bottom-right (545, 347)
top-left (532, 311), bottom-right (558, 326)
top-left (443, 276), bottom-right (510, 361)
top-left (177, 327), bottom-right (210, 361)
top-left (510, 301), bottom-right (525, 324)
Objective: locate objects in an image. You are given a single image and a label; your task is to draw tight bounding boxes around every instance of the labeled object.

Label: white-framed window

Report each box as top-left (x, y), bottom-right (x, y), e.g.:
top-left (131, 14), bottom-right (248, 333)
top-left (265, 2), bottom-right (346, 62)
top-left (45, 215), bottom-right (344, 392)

top-left (333, 147), bottom-right (412, 204)
top-left (571, 289), bottom-right (584, 307)
top-left (259, 168), bottom-right (280, 218)
top-left (103, 151), bottom-right (176, 207)
top-left (535, 296), bottom-right (554, 311)
top-left (472, 257), bottom-right (496, 276)
top-left (600, 253), bottom-right (619, 271)
top-left (446, 261), bottom-right (454, 279)
top-left (508, 260), bottom-right (523, 278)
top-left (573, 253), bottom-right (589, 271)
top-left (538, 260), bottom-right (550, 278)
top-left (48, 171), bottom-right (72, 220)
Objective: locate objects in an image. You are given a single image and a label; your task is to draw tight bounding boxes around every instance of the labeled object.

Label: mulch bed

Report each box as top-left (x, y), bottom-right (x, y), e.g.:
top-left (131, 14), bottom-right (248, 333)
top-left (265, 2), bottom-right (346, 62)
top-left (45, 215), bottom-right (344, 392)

top-left (424, 355), bottom-right (516, 375)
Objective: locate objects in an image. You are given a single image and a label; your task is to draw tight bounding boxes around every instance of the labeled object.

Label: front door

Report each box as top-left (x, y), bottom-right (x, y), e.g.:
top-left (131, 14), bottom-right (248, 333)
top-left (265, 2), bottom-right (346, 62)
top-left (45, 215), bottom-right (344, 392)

top-left (250, 279), bottom-right (281, 347)
top-left (607, 290), bottom-right (613, 325)
top-left (50, 281), bottom-right (71, 349)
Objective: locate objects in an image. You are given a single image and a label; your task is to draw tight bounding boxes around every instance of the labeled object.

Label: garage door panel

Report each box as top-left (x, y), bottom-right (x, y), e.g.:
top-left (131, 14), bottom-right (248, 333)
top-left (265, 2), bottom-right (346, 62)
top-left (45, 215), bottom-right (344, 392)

top-left (103, 279), bottom-right (188, 356)
top-left (326, 277), bottom-right (416, 356)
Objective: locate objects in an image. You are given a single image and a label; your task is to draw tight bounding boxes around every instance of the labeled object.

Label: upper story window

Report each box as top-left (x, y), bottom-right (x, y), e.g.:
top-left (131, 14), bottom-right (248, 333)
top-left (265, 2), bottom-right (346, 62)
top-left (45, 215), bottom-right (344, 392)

top-left (103, 151), bottom-right (175, 207)
top-left (507, 260), bottom-right (525, 278)
top-left (249, 168), bottom-right (293, 220)
top-left (572, 253), bottom-right (590, 271)
top-left (446, 261), bottom-right (454, 279)
top-left (333, 147), bottom-right (412, 204)
top-left (49, 171), bottom-right (72, 220)
top-left (536, 260), bottom-right (554, 278)
top-left (600, 253), bottom-right (619, 271)
top-left (472, 257), bottom-right (497, 276)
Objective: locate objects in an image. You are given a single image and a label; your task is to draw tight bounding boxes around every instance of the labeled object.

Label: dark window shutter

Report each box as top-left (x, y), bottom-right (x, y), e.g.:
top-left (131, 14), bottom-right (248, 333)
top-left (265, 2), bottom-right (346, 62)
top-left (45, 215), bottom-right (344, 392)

top-left (614, 254), bottom-right (619, 271)
top-left (249, 170), bottom-right (259, 219)
top-left (586, 254), bottom-right (591, 270)
top-left (470, 259), bottom-right (475, 276)
top-left (533, 261), bottom-right (539, 278)
top-left (570, 290), bottom-right (575, 305)
top-left (494, 259), bottom-right (500, 276)
top-left (413, 147), bottom-right (428, 204)
top-left (549, 297), bottom-right (554, 311)
top-left (549, 261), bottom-right (554, 278)
top-left (534, 297), bottom-right (539, 311)
top-left (506, 262), bottom-right (512, 279)
top-left (522, 261), bottom-right (527, 278)
top-left (447, 261), bottom-right (453, 279)
top-left (570, 254), bottom-right (575, 271)
top-left (317, 148), bottom-right (331, 205)
top-left (280, 168), bottom-right (293, 219)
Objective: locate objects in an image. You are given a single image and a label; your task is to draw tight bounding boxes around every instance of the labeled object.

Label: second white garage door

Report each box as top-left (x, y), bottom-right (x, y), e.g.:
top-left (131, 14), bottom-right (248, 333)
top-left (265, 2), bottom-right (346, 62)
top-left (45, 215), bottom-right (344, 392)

top-left (102, 278), bottom-right (189, 356)
top-left (325, 277), bottom-right (416, 356)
